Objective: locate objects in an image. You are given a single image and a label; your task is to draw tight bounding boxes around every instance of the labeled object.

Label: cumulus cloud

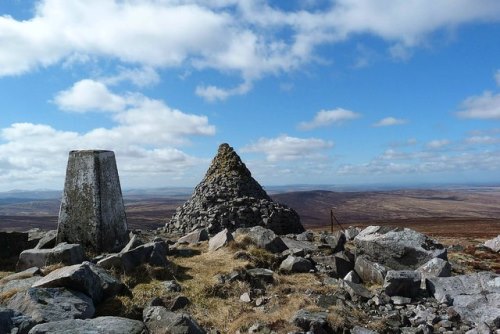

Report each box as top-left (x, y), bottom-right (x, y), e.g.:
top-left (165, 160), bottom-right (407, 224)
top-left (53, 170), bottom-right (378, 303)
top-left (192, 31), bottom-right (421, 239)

top-left (465, 135), bottom-right (500, 144)
top-left (457, 91), bottom-right (500, 119)
top-left (54, 79), bottom-right (129, 112)
top-left (1, 0), bottom-right (500, 98)
top-left (0, 80), bottom-right (216, 190)
top-left (298, 108), bottom-right (360, 130)
top-left (373, 117), bottom-right (407, 127)
top-left (242, 135), bottom-right (333, 162)
top-left (101, 67), bottom-right (160, 87)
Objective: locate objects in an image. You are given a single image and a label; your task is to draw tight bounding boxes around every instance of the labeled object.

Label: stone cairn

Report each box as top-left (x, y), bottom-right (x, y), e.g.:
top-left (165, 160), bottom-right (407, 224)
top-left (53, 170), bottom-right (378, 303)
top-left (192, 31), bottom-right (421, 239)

top-left (57, 150), bottom-right (129, 253)
top-left (165, 143), bottom-right (304, 235)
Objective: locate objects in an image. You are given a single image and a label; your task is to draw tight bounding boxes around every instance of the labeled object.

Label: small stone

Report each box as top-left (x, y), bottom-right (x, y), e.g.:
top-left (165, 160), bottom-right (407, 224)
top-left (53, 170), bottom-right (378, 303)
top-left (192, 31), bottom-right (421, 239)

top-left (240, 292), bottom-right (251, 303)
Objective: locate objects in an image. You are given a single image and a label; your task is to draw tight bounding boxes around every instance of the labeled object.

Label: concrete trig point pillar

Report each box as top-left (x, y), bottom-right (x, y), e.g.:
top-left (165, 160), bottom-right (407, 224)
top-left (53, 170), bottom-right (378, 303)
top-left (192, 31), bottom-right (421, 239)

top-left (57, 150), bottom-right (129, 254)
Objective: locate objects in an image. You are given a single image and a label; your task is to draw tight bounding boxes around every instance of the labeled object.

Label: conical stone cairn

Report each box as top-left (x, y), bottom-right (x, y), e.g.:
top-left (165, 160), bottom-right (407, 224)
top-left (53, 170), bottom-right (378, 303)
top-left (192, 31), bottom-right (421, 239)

top-left (165, 143), bottom-right (304, 235)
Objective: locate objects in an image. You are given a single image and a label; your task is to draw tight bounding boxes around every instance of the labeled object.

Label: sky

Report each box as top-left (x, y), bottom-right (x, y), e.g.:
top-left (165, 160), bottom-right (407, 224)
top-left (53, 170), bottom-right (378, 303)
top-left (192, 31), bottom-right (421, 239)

top-left (1, 0), bottom-right (500, 191)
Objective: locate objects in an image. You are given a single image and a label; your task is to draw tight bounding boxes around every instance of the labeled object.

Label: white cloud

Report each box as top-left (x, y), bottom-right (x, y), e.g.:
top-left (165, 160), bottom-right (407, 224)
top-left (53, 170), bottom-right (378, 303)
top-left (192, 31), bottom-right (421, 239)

top-left (457, 91), bottom-right (500, 119)
top-left (373, 117), bottom-right (407, 127)
top-left (0, 81), bottom-right (216, 190)
top-left (1, 1), bottom-right (500, 98)
top-left (195, 81), bottom-right (252, 102)
top-left (242, 135), bottom-right (333, 162)
top-left (299, 108), bottom-right (360, 130)
top-left (101, 67), bottom-right (160, 87)
top-left (427, 139), bottom-right (450, 149)
top-left (495, 69), bottom-right (500, 86)
top-left (54, 79), bottom-right (128, 112)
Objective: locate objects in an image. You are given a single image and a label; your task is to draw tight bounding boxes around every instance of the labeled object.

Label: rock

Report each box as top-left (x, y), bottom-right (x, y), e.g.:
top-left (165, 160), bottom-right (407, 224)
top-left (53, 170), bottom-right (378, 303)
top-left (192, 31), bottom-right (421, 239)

top-left (34, 230), bottom-right (57, 250)
top-left (345, 227), bottom-right (361, 241)
top-left (240, 292), bottom-right (251, 303)
top-left (0, 267), bottom-right (41, 284)
top-left (383, 270), bottom-right (421, 298)
top-left (32, 262), bottom-right (102, 303)
top-left (143, 306), bottom-right (206, 334)
top-left (391, 296), bottom-right (412, 305)
top-left (291, 309), bottom-right (332, 333)
top-left (170, 296), bottom-right (190, 311)
top-left (321, 231), bottom-right (346, 253)
top-left (27, 316), bottom-right (147, 334)
top-left (354, 255), bottom-right (387, 284)
top-left (0, 276), bottom-right (41, 296)
top-left (313, 253), bottom-right (354, 278)
top-left (344, 270), bottom-right (361, 284)
top-left (238, 226), bottom-right (288, 253)
top-left (245, 268), bottom-right (274, 286)
top-left (16, 243), bottom-right (84, 272)
top-left (426, 272), bottom-right (500, 327)
top-left (178, 229), bottom-right (209, 244)
top-left (351, 327), bottom-right (377, 334)
top-left (208, 229), bottom-right (234, 251)
top-left (296, 231), bottom-right (314, 242)
top-left (7, 288), bottom-right (94, 324)
top-left (484, 235), bottom-right (500, 253)
top-left (281, 237), bottom-right (318, 253)
top-left (0, 231), bottom-right (30, 263)
top-left (354, 226), bottom-right (447, 270)
top-left (341, 280), bottom-right (373, 301)
top-left (163, 280), bottom-right (182, 292)
top-left (416, 258), bottom-right (451, 284)
top-left (279, 255), bottom-right (313, 273)
top-left (56, 150), bottom-right (129, 254)
top-left (0, 308), bottom-right (14, 334)
top-left (120, 234), bottom-right (144, 253)
top-left (98, 240), bottom-right (168, 272)
top-left (165, 143), bottom-right (304, 235)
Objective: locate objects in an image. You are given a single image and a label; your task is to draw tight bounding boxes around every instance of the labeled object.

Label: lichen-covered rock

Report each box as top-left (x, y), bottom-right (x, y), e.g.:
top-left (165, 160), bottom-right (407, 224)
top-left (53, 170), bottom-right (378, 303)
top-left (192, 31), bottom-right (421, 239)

top-left (165, 144), bottom-right (304, 235)
top-left (57, 150), bottom-right (129, 254)
top-left (237, 226), bottom-right (288, 253)
top-left (354, 255), bottom-right (387, 284)
top-left (208, 229), bottom-right (234, 251)
top-left (177, 228), bottom-right (209, 244)
top-left (383, 270), bottom-right (421, 298)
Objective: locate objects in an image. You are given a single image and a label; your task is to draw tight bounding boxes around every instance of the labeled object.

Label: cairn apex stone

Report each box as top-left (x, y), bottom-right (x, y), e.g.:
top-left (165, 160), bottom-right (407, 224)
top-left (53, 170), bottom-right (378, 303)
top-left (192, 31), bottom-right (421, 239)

top-left (57, 150), bottom-right (128, 253)
top-left (166, 143), bottom-right (304, 235)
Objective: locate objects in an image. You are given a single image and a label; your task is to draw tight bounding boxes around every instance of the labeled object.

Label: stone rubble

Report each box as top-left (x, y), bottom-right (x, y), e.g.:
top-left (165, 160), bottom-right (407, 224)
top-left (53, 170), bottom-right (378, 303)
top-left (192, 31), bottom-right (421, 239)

top-left (165, 143), bottom-right (304, 235)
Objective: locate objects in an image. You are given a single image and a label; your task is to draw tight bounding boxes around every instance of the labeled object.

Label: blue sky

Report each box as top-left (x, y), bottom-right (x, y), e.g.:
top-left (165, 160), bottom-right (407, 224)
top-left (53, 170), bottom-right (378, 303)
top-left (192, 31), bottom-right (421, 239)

top-left (1, 0), bottom-right (500, 191)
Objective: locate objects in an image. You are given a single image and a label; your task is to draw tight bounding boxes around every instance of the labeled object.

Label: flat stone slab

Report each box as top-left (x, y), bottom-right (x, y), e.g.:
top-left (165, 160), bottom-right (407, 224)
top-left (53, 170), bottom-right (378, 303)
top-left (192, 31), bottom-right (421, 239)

top-left (16, 243), bottom-right (84, 272)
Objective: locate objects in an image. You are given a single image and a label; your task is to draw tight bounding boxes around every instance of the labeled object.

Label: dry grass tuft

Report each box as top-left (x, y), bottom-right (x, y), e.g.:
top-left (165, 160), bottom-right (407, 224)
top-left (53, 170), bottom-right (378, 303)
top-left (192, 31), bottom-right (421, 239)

top-left (0, 287), bottom-right (22, 303)
top-left (40, 262), bottom-right (66, 276)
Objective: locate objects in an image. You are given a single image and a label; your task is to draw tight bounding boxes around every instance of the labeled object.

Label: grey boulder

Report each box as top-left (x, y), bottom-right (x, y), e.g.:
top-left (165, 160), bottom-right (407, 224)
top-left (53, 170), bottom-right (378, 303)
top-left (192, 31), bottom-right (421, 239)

top-left (98, 240), bottom-right (168, 272)
top-left (34, 230), bottom-right (57, 250)
top-left (291, 309), bottom-right (332, 333)
top-left (236, 226), bottom-right (287, 254)
top-left (354, 226), bottom-right (447, 270)
top-left (143, 306), bottom-right (206, 334)
top-left (7, 288), bottom-right (94, 324)
top-left (16, 243), bottom-right (84, 272)
top-left (28, 316), bottom-right (147, 334)
top-left (279, 255), bottom-right (313, 273)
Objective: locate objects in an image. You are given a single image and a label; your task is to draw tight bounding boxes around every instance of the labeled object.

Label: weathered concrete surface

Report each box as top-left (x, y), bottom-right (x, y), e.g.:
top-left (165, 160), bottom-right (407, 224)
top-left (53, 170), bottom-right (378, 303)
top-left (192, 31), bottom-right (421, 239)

top-left (57, 150), bottom-right (128, 253)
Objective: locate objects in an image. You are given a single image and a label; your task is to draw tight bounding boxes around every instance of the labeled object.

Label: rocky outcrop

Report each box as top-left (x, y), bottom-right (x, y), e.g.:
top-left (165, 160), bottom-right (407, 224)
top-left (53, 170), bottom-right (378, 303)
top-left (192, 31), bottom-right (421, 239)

top-left (143, 307), bottom-right (206, 334)
top-left (57, 150), bottom-right (129, 254)
top-left (165, 143), bottom-right (304, 235)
